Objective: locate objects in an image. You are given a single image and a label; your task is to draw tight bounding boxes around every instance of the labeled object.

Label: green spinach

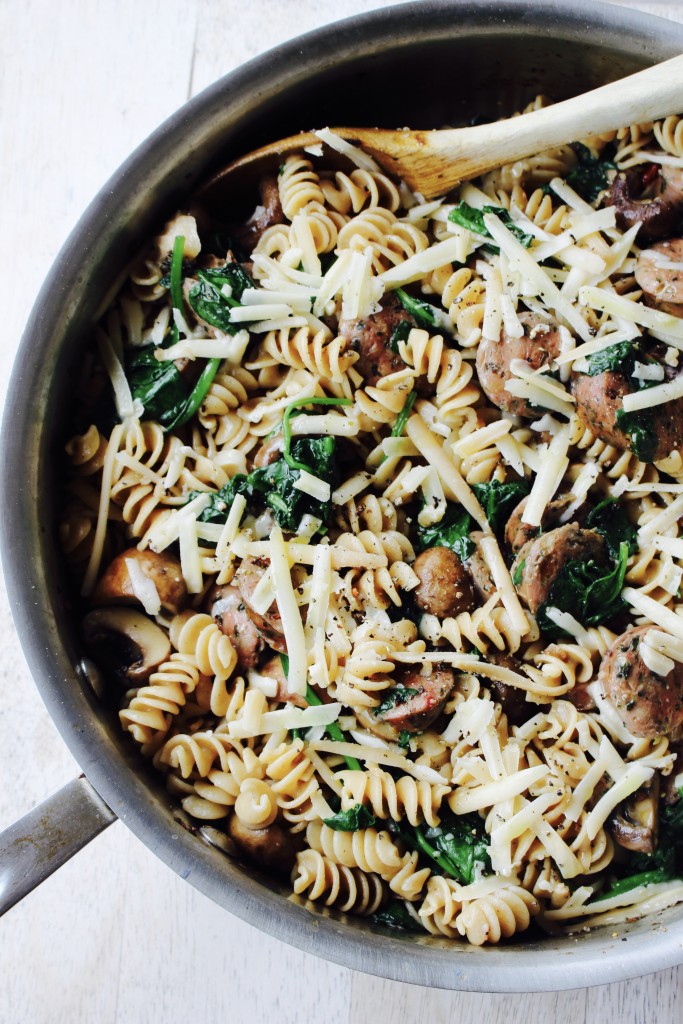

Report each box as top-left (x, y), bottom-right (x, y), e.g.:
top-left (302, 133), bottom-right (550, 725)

top-left (389, 318), bottom-right (413, 353)
top-left (375, 687), bottom-right (420, 717)
top-left (471, 479), bottom-right (530, 536)
top-left (371, 900), bottom-right (425, 932)
top-left (615, 408), bottom-right (657, 463)
top-left (448, 202), bottom-right (533, 252)
top-left (426, 810), bottom-right (492, 885)
top-left (585, 340), bottom-right (636, 377)
top-left (394, 287), bottom-right (440, 328)
top-left (323, 803), bottom-right (377, 832)
top-left (125, 345), bottom-right (188, 428)
top-left (389, 808), bottom-right (490, 883)
top-left (415, 502), bottom-right (475, 562)
top-left (566, 143), bottom-right (616, 203)
top-left (536, 541), bottom-right (630, 636)
top-left (586, 498), bottom-right (638, 558)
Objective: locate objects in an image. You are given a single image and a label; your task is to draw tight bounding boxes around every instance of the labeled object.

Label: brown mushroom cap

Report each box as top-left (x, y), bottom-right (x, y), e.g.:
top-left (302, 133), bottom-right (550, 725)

top-left (92, 548), bottom-right (187, 615)
top-left (82, 607), bottom-right (171, 685)
top-left (227, 816), bottom-right (297, 876)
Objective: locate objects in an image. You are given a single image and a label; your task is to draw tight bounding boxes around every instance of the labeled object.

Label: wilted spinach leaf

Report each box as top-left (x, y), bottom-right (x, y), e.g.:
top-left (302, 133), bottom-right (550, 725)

top-left (428, 809), bottom-right (491, 885)
top-left (585, 340), bottom-right (637, 377)
top-left (586, 498), bottom-right (638, 558)
top-left (615, 408), bottom-right (657, 463)
top-left (250, 435), bottom-right (338, 533)
top-left (198, 262), bottom-right (254, 300)
top-left (415, 502), bottom-right (475, 562)
top-left (323, 803), bottom-right (376, 832)
top-left (375, 687), bottom-right (419, 717)
top-left (371, 900), bottom-right (425, 932)
top-left (394, 287), bottom-right (441, 328)
top-left (472, 479), bottom-right (530, 536)
top-left (125, 345), bottom-right (188, 428)
top-left (566, 143), bottom-right (615, 203)
top-left (448, 202), bottom-right (533, 251)
top-left (389, 318), bottom-right (413, 353)
top-left (537, 541), bottom-right (629, 636)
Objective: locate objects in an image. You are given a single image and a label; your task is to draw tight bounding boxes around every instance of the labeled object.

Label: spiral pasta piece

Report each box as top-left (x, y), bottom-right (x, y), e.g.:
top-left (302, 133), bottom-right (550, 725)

top-left (337, 766), bottom-right (450, 827)
top-left (455, 885), bottom-right (540, 945)
top-left (292, 849), bottom-right (387, 914)
top-left (261, 325), bottom-right (358, 379)
top-left (169, 612), bottom-right (238, 715)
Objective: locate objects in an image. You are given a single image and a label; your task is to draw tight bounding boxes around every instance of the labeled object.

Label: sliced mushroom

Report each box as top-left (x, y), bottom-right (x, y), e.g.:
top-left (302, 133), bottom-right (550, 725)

top-left (82, 607), bottom-right (171, 685)
top-left (227, 815), bottom-right (297, 876)
top-left (92, 548), bottom-right (187, 615)
top-left (608, 777), bottom-right (660, 854)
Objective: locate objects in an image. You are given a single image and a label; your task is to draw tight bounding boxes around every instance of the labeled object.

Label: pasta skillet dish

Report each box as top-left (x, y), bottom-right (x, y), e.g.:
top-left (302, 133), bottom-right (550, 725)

top-left (62, 103), bottom-right (683, 944)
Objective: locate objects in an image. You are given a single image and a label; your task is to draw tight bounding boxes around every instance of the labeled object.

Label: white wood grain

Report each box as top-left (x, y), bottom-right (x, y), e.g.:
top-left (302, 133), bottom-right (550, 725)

top-left (1, 2), bottom-right (682, 1023)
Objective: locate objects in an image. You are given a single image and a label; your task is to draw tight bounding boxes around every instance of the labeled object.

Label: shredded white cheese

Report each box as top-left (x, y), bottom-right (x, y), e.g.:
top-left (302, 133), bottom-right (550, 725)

top-left (228, 702), bottom-right (342, 739)
top-left (124, 558), bottom-right (161, 616)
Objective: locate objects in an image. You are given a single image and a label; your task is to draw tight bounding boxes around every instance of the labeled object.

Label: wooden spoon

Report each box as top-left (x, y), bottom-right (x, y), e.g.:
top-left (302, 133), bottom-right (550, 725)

top-left (198, 53), bottom-right (683, 205)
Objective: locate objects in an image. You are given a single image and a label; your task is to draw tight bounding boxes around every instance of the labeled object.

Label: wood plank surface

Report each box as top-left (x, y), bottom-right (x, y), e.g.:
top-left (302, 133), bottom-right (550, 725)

top-left (0, 2), bottom-right (681, 1022)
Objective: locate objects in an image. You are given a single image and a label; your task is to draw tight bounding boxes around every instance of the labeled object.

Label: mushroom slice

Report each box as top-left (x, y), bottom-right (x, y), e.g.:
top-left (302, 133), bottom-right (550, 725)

top-left (609, 777), bottom-right (660, 854)
top-left (92, 548), bottom-right (187, 615)
top-left (82, 607), bottom-right (171, 685)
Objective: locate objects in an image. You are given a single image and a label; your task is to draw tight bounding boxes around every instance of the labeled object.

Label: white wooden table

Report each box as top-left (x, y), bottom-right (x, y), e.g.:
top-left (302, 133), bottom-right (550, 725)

top-left (1, 2), bottom-right (682, 1021)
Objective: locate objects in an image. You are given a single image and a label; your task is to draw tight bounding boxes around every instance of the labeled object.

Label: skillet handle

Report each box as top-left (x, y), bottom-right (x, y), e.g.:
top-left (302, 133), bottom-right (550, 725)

top-left (0, 775), bottom-right (116, 916)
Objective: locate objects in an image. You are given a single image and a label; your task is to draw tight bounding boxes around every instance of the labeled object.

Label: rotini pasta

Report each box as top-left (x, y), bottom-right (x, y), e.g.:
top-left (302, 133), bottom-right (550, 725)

top-left (71, 106), bottom-right (683, 947)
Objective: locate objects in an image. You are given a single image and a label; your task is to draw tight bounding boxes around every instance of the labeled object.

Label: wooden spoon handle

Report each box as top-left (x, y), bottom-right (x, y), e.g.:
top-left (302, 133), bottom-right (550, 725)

top-left (349, 53), bottom-right (683, 196)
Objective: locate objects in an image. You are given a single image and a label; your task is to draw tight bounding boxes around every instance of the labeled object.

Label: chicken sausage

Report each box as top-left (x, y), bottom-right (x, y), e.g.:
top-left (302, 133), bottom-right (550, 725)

top-left (512, 523), bottom-right (607, 615)
top-left (505, 494), bottom-right (590, 555)
top-left (206, 584), bottom-right (264, 669)
top-left (635, 238), bottom-right (683, 317)
top-left (378, 667), bottom-right (455, 733)
top-left (475, 313), bottom-right (562, 418)
top-left (339, 292), bottom-right (417, 387)
top-left (597, 625), bottom-right (683, 737)
top-left (571, 364), bottom-right (683, 463)
top-left (465, 531), bottom-right (497, 602)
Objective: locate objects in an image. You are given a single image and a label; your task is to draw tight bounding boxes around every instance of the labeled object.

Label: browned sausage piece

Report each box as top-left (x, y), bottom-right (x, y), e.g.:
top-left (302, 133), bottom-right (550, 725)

top-left (378, 667), bottom-right (455, 733)
top-left (484, 652), bottom-right (543, 726)
top-left (505, 494), bottom-right (591, 555)
top-left (465, 531), bottom-right (497, 602)
top-left (235, 557), bottom-right (287, 653)
top-left (231, 175), bottom-right (285, 251)
top-left (635, 238), bottom-right (683, 317)
top-left (339, 292), bottom-right (417, 387)
top-left (598, 625), bottom-right (683, 738)
top-left (413, 547), bottom-right (476, 618)
top-left (206, 583), bottom-right (264, 669)
top-left (512, 523), bottom-right (607, 615)
top-left (604, 168), bottom-right (681, 242)
top-left (227, 816), bottom-right (297, 876)
top-left (259, 654), bottom-right (308, 709)
top-left (92, 548), bottom-right (187, 615)
top-left (475, 312), bottom-right (562, 419)
top-left (571, 365), bottom-right (683, 462)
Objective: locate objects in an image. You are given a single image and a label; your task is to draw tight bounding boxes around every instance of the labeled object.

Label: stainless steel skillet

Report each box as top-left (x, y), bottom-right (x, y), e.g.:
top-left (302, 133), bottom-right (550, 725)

top-left (2, 0), bottom-right (683, 992)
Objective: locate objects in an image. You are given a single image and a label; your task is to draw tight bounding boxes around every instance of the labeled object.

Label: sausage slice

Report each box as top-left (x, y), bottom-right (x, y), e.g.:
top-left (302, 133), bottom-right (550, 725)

top-left (378, 668), bottom-right (455, 732)
top-left (207, 584), bottom-right (264, 669)
top-left (635, 238), bottom-right (683, 317)
top-left (475, 313), bottom-right (562, 418)
top-left (598, 625), bottom-right (683, 737)
top-left (339, 292), bottom-right (417, 387)
top-left (512, 523), bottom-right (607, 615)
top-left (235, 557), bottom-right (287, 653)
